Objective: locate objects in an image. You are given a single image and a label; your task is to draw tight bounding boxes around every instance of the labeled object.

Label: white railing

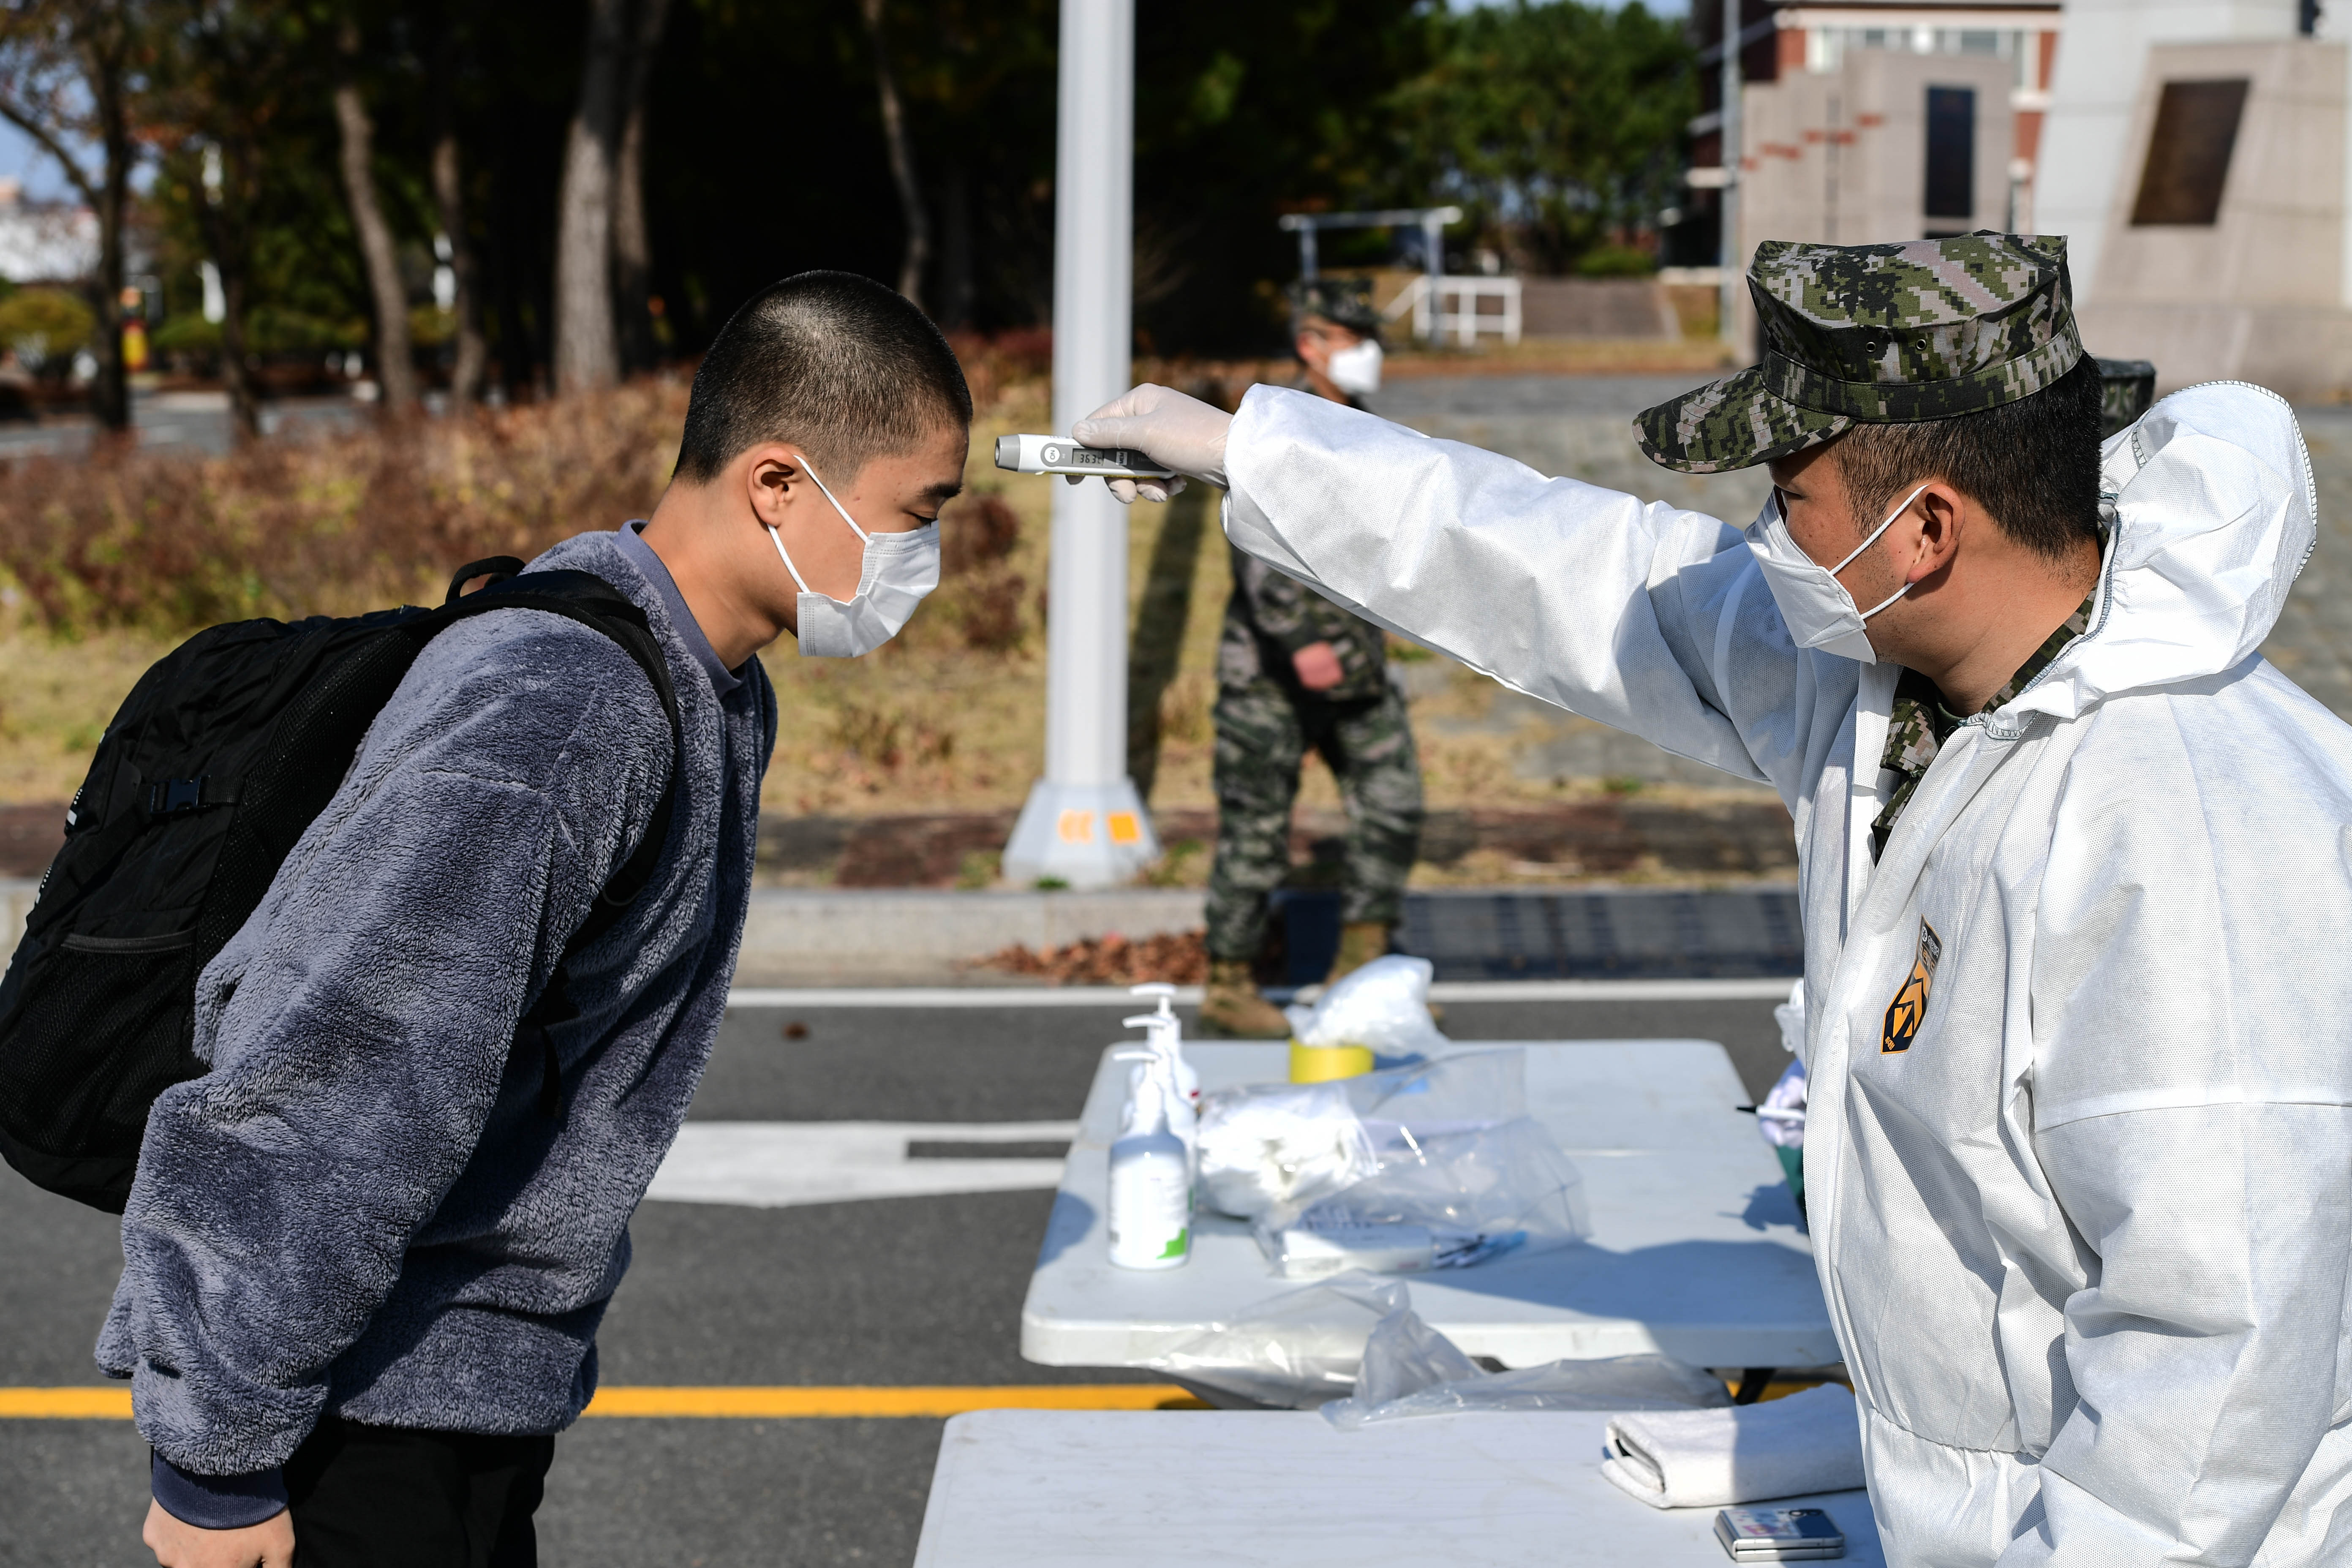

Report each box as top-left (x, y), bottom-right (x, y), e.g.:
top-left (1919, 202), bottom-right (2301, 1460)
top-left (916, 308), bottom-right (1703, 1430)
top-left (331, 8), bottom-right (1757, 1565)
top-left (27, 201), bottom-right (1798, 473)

top-left (1384, 275), bottom-right (1524, 346)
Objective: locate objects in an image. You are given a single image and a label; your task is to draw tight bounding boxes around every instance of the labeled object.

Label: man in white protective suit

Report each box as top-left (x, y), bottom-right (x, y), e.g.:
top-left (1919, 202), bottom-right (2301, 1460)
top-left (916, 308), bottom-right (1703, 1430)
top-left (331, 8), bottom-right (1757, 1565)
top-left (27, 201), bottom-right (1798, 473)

top-left (1071, 234), bottom-right (2352, 1567)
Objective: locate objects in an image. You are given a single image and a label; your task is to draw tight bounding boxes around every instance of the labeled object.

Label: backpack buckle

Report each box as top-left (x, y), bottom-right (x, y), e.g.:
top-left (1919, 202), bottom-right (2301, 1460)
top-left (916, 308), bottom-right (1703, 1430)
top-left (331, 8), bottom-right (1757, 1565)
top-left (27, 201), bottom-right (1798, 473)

top-left (147, 777), bottom-right (207, 816)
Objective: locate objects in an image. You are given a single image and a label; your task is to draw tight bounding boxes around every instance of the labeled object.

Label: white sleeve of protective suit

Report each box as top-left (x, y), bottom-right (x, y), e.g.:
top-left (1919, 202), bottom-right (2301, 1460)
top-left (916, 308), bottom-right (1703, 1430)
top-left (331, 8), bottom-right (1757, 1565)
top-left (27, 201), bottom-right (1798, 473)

top-left (1220, 384), bottom-right (1829, 799)
top-left (2004, 707), bottom-right (2352, 1566)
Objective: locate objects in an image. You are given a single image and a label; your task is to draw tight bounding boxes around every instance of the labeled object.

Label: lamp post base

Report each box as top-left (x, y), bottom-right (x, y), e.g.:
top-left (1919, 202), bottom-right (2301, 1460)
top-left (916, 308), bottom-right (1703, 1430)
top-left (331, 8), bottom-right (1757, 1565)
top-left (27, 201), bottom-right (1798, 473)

top-left (1001, 777), bottom-right (1162, 890)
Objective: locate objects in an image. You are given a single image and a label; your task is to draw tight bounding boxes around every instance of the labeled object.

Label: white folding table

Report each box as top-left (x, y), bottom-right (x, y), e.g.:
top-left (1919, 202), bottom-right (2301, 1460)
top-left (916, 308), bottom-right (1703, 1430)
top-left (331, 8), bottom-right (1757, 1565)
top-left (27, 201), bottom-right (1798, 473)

top-left (1021, 1040), bottom-right (1837, 1373)
top-left (912, 1409), bottom-right (1882, 1567)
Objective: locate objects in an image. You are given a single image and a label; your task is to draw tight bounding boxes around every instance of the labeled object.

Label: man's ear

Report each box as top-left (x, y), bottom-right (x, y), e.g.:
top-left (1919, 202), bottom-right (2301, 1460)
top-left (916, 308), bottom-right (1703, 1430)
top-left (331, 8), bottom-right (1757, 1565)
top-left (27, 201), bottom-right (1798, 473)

top-left (1904, 481), bottom-right (1968, 583)
top-left (742, 445), bottom-right (805, 529)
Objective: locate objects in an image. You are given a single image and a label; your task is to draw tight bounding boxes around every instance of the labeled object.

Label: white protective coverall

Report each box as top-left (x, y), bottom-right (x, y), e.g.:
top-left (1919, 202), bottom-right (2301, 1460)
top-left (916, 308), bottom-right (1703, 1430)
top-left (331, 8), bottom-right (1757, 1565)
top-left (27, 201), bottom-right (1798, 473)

top-left (1218, 379), bottom-right (2352, 1566)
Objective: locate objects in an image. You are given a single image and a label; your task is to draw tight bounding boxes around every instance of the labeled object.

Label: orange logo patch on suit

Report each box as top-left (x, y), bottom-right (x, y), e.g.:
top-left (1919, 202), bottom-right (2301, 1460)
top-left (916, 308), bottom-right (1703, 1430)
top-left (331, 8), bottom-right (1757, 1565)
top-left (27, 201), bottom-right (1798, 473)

top-left (1881, 921), bottom-right (1941, 1054)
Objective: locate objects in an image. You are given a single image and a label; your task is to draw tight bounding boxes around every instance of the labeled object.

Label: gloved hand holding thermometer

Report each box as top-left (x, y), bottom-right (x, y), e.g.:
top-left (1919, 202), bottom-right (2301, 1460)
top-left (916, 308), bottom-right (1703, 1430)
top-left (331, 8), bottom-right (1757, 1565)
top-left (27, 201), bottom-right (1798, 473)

top-left (990, 384), bottom-right (1234, 504)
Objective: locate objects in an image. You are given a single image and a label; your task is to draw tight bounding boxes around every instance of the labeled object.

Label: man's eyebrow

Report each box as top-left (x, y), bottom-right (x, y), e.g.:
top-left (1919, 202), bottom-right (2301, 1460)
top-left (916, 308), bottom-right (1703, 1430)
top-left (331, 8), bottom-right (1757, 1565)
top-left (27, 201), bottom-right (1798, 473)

top-left (921, 480), bottom-right (964, 504)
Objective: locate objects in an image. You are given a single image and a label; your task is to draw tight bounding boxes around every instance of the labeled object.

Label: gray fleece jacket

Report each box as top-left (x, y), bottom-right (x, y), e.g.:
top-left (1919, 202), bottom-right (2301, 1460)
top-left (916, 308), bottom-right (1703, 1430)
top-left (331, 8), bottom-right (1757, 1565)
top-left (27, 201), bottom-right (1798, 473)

top-left (98, 526), bottom-right (776, 1484)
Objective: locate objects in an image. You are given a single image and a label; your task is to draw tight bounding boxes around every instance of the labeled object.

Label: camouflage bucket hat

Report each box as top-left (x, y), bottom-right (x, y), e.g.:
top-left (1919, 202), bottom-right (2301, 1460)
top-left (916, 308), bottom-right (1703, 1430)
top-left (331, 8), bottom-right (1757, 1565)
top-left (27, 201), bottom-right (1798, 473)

top-left (1637, 233), bottom-right (2084, 474)
top-left (1287, 276), bottom-right (1383, 340)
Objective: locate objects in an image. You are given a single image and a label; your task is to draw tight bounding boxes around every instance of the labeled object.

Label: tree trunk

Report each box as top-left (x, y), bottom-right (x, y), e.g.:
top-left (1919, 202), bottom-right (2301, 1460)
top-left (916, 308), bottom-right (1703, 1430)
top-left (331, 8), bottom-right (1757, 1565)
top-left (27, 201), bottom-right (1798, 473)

top-left (610, 102), bottom-right (653, 376)
top-left (85, 30), bottom-right (131, 434)
top-left (858, 0), bottom-right (928, 307)
top-left (554, 0), bottom-right (630, 395)
top-left (198, 142), bottom-right (260, 441)
top-left (218, 251), bottom-right (257, 440)
top-left (937, 158), bottom-right (972, 331)
top-left (334, 25), bottom-right (419, 413)
top-left (430, 131), bottom-right (488, 407)
top-left (611, 0), bottom-right (670, 377)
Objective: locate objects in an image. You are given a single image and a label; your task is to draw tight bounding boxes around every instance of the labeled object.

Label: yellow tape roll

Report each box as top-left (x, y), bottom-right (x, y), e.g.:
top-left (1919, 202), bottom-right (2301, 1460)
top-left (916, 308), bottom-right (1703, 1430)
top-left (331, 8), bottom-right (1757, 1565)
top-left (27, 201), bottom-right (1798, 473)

top-left (1289, 1040), bottom-right (1374, 1083)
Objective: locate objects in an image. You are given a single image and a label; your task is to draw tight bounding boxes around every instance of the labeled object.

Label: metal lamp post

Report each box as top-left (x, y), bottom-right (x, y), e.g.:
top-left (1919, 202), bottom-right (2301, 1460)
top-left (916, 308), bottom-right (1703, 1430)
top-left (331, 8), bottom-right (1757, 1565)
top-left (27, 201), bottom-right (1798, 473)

top-left (1001, 0), bottom-right (1162, 889)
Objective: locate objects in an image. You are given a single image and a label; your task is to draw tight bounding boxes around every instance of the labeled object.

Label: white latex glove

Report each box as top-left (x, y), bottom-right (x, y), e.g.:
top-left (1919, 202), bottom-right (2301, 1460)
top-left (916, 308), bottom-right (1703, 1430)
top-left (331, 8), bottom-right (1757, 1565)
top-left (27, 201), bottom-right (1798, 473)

top-left (1072, 384), bottom-right (1233, 504)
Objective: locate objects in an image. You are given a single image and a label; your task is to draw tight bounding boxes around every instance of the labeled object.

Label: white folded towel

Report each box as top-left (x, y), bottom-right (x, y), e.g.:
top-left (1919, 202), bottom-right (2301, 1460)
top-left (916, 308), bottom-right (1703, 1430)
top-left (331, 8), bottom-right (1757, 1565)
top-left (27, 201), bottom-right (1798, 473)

top-left (1600, 1383), bottom-right (1864, 1509)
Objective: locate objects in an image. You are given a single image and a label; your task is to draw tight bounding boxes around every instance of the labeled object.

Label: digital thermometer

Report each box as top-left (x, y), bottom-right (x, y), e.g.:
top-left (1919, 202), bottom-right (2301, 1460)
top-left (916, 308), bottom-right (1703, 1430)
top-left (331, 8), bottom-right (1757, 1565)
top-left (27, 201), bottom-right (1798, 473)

top-left (994, 434), bottom-right (1174, 479)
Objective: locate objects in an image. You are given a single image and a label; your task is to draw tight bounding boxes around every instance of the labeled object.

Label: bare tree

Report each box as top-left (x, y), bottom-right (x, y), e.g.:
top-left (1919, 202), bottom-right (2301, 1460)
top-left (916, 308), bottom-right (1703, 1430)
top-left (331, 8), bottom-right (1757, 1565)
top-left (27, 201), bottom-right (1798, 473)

top-left (553, 0), bottom-right (629, 394)
top-left (332, 19), bottom-right (416, 413)
top-left (0, 1), bottom-right (143, 433)
top-left (428, 133), bottom-right (487, 408)
top-left (859, 0), bottom-right (927, 307)
top-left (195, 139), bottom-right (259, 439)
top-left (422, 6), bottom-right (486, 406)
top-left (161, 0), bottom-right (293, 443)
top-left (611, 0), bottom-right (669, 377)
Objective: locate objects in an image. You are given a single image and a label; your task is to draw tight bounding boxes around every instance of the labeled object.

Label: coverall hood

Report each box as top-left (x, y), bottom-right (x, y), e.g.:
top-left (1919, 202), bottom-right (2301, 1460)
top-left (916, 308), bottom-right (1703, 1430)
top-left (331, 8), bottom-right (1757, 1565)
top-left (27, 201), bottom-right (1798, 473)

top-left (2000, 381), bottom-right (2317, 732)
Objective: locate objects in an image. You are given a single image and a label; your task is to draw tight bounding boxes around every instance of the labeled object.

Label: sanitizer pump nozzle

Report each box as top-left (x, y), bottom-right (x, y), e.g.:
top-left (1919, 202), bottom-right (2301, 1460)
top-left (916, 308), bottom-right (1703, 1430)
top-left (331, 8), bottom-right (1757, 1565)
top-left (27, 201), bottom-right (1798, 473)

top-left (1125, 983), bottom-right (1199, 1112)
top-left (1112, 1044), bottom-right (1196, 1169)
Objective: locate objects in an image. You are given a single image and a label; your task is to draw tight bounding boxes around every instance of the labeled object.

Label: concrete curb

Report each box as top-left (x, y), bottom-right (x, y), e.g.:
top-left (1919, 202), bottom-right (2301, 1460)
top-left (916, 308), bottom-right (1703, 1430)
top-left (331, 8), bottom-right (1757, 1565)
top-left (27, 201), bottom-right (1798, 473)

top-left (729, 889), bottom-right (1203, 985)
top-left (0, 879), bottom-right (1202, 985)
top-left (0, 881), bottom-right (1805, 988)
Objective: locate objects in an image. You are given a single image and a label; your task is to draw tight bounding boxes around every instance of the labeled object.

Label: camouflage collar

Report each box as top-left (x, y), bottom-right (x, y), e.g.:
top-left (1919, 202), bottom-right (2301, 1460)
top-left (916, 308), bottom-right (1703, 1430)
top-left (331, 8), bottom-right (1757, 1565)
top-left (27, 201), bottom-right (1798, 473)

top-left (1871, 593), bottom-right (2095, 858)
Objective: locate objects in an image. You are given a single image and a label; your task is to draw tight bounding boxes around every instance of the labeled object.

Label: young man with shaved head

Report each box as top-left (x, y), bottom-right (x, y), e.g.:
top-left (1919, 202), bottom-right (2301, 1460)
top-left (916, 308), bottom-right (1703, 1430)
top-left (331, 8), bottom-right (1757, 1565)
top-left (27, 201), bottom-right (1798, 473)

top-left (124, 271), bottom-right (968, 1568)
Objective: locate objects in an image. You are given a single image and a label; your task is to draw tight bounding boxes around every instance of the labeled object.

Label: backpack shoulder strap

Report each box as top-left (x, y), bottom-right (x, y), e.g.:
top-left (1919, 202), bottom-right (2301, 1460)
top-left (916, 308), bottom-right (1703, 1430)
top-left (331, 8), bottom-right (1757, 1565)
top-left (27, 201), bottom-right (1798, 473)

top-left (444, 569), bottom-right (683, 915)
top-left (430, 567), bottom-right (691, 1115)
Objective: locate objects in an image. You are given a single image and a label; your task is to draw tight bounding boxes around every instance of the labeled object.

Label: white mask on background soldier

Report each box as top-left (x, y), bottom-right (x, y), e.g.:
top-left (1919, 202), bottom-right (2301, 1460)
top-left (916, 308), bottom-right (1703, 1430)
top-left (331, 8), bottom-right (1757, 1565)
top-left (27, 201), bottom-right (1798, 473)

top-left (1744, 482), bottom-right (1931, 665)
top-left (768, 458), bottom-right (940, 659)
top-left (1326, 338), bottom-right (1383, 397)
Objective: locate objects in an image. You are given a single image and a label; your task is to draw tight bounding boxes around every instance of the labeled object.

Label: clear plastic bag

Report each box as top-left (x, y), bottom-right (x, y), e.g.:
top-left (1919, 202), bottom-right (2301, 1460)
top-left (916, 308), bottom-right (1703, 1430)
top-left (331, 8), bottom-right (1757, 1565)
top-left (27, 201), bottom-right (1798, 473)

top-left (1321, 1300), bottom-right (1733, 1430)
top-left (1143, 1271), bottom-right (1732, 1420)
top-left (1264, 1116), bottom-right (1591, 1274)
top-left (1284, 954), bottom-right (1449, 1056)
top-left (1253, 1051), bottom-right (1591, 1273)
top-left (1195, 1079), bottom-right (1377, 1221)
top-left (1144, 1271), bottom-right (1407, 1409)
top-left (1193, 1047), bottom-right (1526, 1224)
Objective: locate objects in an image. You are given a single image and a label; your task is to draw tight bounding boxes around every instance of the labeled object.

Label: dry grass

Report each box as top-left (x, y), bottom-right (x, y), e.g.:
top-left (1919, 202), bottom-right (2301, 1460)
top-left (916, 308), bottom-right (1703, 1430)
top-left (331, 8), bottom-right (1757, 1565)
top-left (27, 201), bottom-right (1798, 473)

top-left (1385, 337), bottom-right (1734, 379)
top-left (0, 618), bottom-right (181, 803)
top-left (0, 382), bottom-right (688, 632)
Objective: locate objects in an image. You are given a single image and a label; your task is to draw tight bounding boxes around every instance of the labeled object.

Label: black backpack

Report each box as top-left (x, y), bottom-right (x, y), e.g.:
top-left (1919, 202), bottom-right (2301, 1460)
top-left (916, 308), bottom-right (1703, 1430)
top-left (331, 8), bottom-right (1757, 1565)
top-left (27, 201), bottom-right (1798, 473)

top-left (0, 556), bottom-right (681, 1212)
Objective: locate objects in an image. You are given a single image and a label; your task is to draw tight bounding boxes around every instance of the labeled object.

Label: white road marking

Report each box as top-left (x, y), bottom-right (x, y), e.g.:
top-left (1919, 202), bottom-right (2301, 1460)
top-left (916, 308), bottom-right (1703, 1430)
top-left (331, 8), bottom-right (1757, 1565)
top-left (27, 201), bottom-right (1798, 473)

top-left (725, 977), bottom-right (1795, 1009)
top-left (645, 1121), bottom-right (1078, 1209)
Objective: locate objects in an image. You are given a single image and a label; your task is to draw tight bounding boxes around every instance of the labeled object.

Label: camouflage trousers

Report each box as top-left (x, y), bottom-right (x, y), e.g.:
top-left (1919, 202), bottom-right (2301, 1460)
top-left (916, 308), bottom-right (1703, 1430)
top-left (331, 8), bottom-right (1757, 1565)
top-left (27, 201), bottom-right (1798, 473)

top-left (1205, 676), bottom-right (1425, 962)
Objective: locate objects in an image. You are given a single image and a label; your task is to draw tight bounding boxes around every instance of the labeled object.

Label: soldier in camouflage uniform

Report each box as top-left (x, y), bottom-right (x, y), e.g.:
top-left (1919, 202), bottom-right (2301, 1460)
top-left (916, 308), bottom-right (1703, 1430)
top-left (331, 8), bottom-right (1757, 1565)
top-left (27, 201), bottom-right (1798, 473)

top-left (1201, 278), bottom-right (1425, 1038)
top-left (1075, 234), bottom-right (2352, 1564)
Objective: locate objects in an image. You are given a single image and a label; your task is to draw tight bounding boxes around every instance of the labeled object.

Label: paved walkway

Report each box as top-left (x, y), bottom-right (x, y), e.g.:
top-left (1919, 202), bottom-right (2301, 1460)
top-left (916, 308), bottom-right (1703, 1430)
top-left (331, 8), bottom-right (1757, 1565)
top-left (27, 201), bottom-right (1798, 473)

top-left (0, 388), bottom-right (372, 461)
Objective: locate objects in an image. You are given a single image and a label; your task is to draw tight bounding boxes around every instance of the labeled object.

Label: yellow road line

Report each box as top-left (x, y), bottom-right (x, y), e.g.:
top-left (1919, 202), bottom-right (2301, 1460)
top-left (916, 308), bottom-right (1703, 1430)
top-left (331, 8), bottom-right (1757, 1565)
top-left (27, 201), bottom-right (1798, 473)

top-left (0, 1388), bottom-right (131, 1419)
top-left (0, 1386), bottom-right (1205, 1421)
top-left (583, 1385), bottom-right (1204, 1417)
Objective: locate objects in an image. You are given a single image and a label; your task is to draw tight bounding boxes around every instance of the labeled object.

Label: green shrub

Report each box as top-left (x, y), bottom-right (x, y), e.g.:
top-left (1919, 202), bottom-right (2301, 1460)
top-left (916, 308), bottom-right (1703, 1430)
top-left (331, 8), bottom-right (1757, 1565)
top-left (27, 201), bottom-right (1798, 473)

top-left (0, 288), bottom-right (95, 370)
top-left (152, 314), bottom-right (224, 354)
top-left (1573, 245), bottom-right (1656, 279)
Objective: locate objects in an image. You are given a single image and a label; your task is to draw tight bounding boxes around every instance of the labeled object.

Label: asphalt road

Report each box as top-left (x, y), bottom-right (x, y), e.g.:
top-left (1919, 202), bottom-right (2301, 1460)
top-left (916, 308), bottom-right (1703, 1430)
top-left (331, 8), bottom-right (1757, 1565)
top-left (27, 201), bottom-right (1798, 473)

top-left (0, 390), bottom-right (375, 461)
top-left (0, 992), bottom-right (1792, 1568)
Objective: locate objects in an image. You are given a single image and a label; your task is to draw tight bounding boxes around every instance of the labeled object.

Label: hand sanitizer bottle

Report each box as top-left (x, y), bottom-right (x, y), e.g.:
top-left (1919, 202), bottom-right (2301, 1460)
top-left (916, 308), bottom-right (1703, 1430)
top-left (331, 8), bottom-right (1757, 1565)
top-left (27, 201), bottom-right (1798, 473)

top-left (1107, 1067), bottom-right (1190, 1270)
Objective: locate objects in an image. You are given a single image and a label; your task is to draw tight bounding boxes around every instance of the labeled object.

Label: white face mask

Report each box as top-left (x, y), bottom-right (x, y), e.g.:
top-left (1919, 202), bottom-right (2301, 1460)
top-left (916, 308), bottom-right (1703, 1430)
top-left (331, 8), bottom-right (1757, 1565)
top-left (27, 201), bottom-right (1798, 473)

top-left (1326, 338), bottom-right (1383, 396)
top-left (768, 458), bottom-right (940, 659)
top-left (1744, 482), bottom-right (1931, 664)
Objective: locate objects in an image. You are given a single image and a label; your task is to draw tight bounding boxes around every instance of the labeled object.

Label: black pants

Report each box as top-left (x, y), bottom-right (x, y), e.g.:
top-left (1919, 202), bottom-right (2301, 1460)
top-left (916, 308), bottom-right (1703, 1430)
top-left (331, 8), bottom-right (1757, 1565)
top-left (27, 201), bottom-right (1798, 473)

top-left (283, 1416), bottom-right (553, 1568)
